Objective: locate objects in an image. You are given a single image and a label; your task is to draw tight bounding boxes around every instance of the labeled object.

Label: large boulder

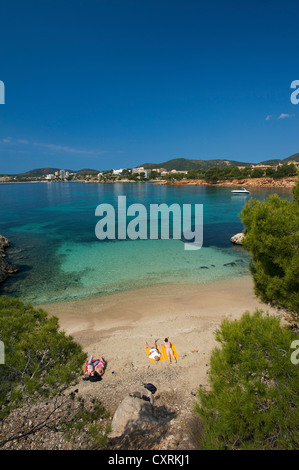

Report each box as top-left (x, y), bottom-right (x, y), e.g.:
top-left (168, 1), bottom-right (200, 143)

top-left (230, 233), bottom-right (245, 245)
top-left (0, 235), bottom-right (18, 283)
top-left (0, 235), bottom-right (10, 250)
top-left (110, 395), bottom-right (158, 438)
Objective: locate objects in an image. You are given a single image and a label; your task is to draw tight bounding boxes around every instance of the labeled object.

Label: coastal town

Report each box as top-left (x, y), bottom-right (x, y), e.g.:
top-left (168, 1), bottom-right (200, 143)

top-left (0, 157), bottom-right (298, 186)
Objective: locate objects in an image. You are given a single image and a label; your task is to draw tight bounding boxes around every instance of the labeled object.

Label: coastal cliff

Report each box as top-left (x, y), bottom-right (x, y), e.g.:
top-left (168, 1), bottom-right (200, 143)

top-left (0, 235), bottom-right (18, 284)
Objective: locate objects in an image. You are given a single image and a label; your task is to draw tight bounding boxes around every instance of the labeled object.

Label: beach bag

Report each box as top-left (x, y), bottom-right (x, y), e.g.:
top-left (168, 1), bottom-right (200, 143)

top-left (142, 395), bottom-right (151, 402)
top-left (89, 375), bottom-right (102, 382)
top-left (82, 375), bottom-right (102, 382)
top-left (144, 383), bottom-right (157, 394)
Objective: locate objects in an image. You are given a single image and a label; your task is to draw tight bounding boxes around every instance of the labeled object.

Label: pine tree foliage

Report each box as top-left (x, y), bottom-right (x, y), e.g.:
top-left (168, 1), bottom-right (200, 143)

top-left (195, 311), bottom-right (299, 449)
top-left (240, 180), bottom-right (299, 319)
top-left (0, 296), bottom-right (86, 418)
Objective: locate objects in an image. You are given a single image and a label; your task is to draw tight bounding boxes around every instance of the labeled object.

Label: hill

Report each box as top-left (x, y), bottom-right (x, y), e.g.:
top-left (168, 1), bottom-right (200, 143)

top-left (141, 154), bottom-right (299, 171)
top-left (5, 168), bottom-right (99, 177)
top-left (2, 153), bottom-right (299, 177)
top-left (141, 158), bottom-right (253, 171)
top-left (282, 153), bottom-right (299, 163)
top-left (260, 153), bottom-right (299, 166)
top-left (16, 168), bottom-right (63, 177)
top-left (75, 168), bottom-right (99, 175)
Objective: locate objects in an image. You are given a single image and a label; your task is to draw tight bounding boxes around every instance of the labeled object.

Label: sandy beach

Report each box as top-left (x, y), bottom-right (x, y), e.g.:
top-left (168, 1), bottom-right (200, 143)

top-left (39, 275), bottom-right (277, 447)
top-left (40, 275), bottom-right (274, 350)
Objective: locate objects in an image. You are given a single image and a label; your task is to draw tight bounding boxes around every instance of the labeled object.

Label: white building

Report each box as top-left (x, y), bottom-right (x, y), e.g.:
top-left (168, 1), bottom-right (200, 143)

top-left (112, 169), bottom-right (125, 176)
top-left (45, 174), bottom-right (55, 180)
top-left (170, 169), bottom-right (188, 174)
top-left (132, 166), bottom-right (144, 173)
top-left (59, 170), bottom-right (69, 179)
top-left (132, 167), bottom-right (151, 178)
top-left (152, 168), bottom-right (167, 173)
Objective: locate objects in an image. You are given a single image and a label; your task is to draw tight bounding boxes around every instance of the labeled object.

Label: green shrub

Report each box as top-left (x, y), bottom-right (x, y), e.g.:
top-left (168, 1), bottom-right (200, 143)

top-left (0, 296), bottom-right (86, 418)
top-left (195, 310), bottom-right (299, 449)
top-left (0, 296), bottom-right (111, 449)
top-left (240, 182), bottom-right (299, 319)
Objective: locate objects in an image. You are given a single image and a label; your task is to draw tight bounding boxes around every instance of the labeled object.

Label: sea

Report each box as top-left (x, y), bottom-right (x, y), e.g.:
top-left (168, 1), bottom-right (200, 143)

top-left (0, 181), bottom-right (293, 304)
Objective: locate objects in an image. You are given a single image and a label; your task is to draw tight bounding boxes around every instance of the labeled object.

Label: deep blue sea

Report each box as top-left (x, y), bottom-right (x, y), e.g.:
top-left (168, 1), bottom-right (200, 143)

top-left (0, 182), bottom-right (293, 304)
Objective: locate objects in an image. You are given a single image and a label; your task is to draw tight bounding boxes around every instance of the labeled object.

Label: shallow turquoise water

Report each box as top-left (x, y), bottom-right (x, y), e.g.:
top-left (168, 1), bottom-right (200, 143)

top-left (0, 182), bottom-right (292, 304)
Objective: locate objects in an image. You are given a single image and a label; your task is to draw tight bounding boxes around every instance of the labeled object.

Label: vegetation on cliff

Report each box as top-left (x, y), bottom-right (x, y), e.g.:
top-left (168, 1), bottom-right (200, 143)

top-left (141, 153), bottom-right (299, 172)
top-left (185, 162), bottom-right (298, 182)
top-left (240, 179), bottom-right (299, 320)
top-left (0, 296), bottom-right (110, 449)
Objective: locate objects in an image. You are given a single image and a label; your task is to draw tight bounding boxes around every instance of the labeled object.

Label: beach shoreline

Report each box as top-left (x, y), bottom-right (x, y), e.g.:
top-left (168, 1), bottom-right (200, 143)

top-left (0, 176), bottom-right (297, 188)
top-left (40, 275), bottom-right (268, 341)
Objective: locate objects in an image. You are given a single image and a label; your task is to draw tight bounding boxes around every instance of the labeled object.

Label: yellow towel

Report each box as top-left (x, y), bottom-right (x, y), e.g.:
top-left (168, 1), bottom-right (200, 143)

top-left (145, 346), bottom-right (164, 363)
top-left (145, 343), bottom-right (178, 362)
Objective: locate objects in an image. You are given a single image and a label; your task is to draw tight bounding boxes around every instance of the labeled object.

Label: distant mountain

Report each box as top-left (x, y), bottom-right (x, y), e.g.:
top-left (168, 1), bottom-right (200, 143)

top-left (16, 168), bottom-right (62, 177)
top-left (6, 168), bottom-right (99, 177)
top-left (141, 154), bottom-right (299, 171)
top-left (141, 158), bottom-right (253, 171)
top-left (75, 168), bottom-right (99, 175)
top-left (259, 153), bottom-right (299, 166)
top-left (258, 159), bottom-right (282, 166)
top-left (284, 153), bottom-right (299, 162)
top-left (2, 153), bottom-right (299, 177)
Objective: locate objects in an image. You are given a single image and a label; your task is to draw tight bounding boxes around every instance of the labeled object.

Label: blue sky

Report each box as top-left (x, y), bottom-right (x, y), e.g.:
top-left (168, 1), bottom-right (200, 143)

top-left (0, 0), bottom-right (298, 173)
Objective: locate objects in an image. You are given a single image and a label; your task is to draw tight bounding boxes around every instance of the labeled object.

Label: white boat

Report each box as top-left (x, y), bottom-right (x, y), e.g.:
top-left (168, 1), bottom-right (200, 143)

top-left (231, 187), bottom-right (250, 194)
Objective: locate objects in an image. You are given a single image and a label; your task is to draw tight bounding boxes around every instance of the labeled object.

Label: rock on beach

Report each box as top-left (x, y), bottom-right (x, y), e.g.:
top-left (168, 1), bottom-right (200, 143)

top-left (230, 233), bottom-right (245, 245)
top-left (0, 235), bottom-right (19, 284)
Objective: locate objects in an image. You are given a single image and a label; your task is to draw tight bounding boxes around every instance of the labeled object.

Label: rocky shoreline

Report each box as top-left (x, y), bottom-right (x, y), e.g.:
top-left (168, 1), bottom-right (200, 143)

top-left (0, 235), bottom-right (18, 284)
top-left (156, 176), bottom-right (297, 188)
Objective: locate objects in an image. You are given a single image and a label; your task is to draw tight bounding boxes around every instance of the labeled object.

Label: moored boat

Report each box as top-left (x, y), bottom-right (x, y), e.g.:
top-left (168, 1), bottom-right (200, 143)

top-left (231, 187), bottom-right (250, 194)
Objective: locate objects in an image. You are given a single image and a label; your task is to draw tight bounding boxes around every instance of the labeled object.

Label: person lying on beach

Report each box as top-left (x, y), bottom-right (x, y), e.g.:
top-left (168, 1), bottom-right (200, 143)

top-left (83, 356), bottom-right (106, 378)
top-left (145, 340), bottom-right (161, 362)
top-left (161, 338), bottom-right (177, 364)
top-left (93, 356), bottom-right (106, 377)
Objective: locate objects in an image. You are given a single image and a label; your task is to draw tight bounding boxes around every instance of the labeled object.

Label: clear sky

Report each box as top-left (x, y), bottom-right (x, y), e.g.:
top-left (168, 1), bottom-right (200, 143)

top-left (0, 0), bottom-right (298, 173)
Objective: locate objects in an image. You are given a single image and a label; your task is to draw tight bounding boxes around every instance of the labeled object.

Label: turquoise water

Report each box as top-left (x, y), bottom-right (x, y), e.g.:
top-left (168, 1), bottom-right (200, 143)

top-left (0, 182), bottom-right (293, 304)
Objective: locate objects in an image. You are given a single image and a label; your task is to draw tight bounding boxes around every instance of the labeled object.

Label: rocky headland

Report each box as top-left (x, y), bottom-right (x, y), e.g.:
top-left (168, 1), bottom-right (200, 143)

top-left (157, 176), bottom-right (297, 188)
top-left (0, 235), bottom-right (18, 284)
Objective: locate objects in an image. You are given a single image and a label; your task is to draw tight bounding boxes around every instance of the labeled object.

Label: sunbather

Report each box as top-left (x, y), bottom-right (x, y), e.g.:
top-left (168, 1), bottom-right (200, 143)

top-left (83, 356), bottom-right (106, 377)
top-left (145, 340), bottom-right (161, 362)
top-left (161, 338), bottom-right (177, 364)
top-left (93, 356), bottom-right (106, 377)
